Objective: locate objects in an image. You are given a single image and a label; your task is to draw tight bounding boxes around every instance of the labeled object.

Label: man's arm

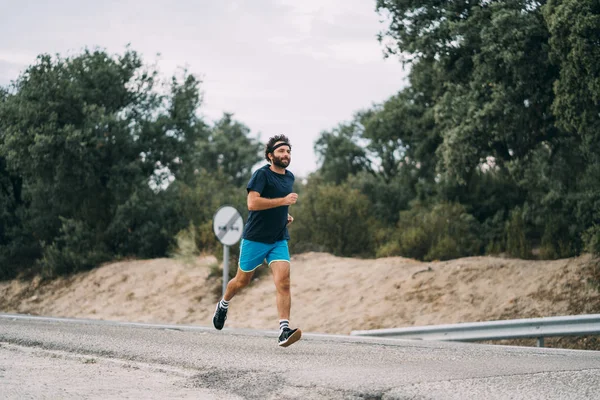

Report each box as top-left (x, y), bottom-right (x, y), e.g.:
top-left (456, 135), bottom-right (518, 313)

top-left (247, 191), bottom-right (298, 211)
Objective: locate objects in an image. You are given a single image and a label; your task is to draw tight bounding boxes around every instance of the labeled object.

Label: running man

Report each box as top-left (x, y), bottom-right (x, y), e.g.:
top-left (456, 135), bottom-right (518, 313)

top-left (213, 134), bottom-right (301, 347)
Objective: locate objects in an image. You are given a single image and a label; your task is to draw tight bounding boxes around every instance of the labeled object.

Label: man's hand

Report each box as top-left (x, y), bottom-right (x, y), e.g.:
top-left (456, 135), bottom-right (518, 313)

top-left (283, 193), bottom-right (298, 206)
top-left (287, 214), bottom-right (294, 225)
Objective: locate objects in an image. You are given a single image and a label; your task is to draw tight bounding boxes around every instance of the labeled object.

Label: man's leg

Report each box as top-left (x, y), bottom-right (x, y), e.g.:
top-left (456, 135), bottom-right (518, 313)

top-left (213, 267), bottom-right (254, 330)
top-left (224, 267), bottom-right (254, 301)
top-left (214, 238), bottom-right (264, 330)
top-left (271, 260), bottom-right (301, 347)
top-left (270, 261), bottom-right (291, 321)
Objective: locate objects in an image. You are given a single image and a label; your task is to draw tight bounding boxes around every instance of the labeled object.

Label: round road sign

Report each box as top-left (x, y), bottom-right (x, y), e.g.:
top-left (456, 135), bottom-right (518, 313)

top-left (213, 206), bottom-right (243, 246)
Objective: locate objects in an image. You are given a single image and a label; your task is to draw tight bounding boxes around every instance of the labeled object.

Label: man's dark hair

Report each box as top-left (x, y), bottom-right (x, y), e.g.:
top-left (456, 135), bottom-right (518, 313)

top-left (265, 134), bottom-right (291, 163)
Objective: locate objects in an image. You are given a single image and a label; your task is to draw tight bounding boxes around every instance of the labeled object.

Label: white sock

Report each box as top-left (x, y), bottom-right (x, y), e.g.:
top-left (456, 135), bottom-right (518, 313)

top-left (279, 319), bottom-right (289, 332)
top-left (220, 299), bottom-right (229, 309)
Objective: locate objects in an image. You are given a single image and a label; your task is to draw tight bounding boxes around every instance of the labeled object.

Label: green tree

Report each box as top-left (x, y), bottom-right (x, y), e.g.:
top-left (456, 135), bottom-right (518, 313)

top-left (314, 120), bottom-right (372, 184)
top-left (346, 171), bottom-right (414, 226)
top-left (0, 154), bottom-right (34, 278)
top-left (374, 0), bottom-right (592, 258)
top-left (545, 0), bottom-right (600, 151)
top-left (361, 88), bottom-right (438, 184)
top-left (544, 0), bottom-right (600, 253)
top-left (194, 113), bottom-right (262, 187)
top-left (355, 82), bottom-right (443, 223)
top-left (0, 48), bottom-right (205, 275)
top-left (376, 1), bottom-right (558, 182)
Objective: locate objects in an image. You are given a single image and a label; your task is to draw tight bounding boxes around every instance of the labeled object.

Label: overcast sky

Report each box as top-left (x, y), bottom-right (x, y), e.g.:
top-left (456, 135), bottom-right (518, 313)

top-left (0, 0), bottom-right (408, 177)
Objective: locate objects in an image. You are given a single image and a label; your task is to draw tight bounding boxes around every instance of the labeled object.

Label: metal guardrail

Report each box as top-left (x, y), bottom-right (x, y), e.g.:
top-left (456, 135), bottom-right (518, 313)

top-left (350, 314), bottom-right (600, 347)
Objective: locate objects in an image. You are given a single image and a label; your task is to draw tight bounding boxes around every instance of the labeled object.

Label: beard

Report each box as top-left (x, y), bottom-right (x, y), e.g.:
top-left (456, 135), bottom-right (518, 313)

top-left (272, 155), bottom-right (290, 168)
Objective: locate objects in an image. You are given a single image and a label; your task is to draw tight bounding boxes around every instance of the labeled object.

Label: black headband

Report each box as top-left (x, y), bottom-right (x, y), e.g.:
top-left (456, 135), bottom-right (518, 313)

top-left (268, 142), bottom-right (291, 152)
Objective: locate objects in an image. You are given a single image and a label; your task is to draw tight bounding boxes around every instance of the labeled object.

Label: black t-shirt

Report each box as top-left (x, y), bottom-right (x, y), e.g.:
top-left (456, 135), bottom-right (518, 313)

top-left (242, 164), bottom-right (295, 243)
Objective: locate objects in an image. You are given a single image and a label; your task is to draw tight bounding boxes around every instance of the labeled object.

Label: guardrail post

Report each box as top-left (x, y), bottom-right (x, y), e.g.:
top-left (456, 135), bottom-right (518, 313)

top-left (537, 337), bottom-right (544, 347)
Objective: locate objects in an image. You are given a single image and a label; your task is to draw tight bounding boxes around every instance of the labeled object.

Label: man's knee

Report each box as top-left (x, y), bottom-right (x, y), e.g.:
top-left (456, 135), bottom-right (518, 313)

top-left (274, 275), bottom-right (290, 292)
top-left (235, 269), bottom-right (253, 287)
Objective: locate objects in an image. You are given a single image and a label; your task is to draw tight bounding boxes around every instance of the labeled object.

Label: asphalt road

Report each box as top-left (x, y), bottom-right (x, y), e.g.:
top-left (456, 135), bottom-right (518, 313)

top-left (1, 314), bottom-right (599, 399)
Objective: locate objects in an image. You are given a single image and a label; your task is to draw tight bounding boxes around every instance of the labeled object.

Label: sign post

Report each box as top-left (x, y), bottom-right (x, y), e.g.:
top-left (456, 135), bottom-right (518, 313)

top-left (212, 205), bottom-right (243, 298)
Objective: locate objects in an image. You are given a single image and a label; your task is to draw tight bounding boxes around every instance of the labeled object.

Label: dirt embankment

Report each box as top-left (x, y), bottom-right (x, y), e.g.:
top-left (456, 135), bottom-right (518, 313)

top-left (1, 253), bottom-right (599, 349)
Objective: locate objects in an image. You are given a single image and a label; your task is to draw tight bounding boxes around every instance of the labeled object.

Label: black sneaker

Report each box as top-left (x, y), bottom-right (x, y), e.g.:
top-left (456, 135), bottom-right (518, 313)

top-left (213, 302), bottom-right (228, 330)
top-left (278, 327), bottom-right (302, 347)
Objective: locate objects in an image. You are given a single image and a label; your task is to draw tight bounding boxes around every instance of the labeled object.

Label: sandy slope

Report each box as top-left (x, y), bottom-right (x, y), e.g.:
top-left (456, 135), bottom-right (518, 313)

top-left (1, 253), bottom-right (599, 347)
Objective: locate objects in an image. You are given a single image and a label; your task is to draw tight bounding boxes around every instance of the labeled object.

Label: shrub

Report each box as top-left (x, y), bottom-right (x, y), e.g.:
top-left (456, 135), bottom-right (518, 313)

top-left (505, 207), bottom-right (531, 259)
top-left (427, 236), bottom-right (461, 261)
top-left (539, 215), bottom-right (581, 259)
top-left (378, 202), bottom-right (482, 261)
top-left (583, 225), bottom-right (600, 256)
top-left (290, 182), bottom-right (376, 257)
top-left (39, 218), bottom-right (110, 278)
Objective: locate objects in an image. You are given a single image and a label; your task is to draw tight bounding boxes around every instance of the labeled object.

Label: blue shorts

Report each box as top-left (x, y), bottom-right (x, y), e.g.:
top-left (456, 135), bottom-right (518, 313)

top-left (238, 239), bottom-right (290, 272)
